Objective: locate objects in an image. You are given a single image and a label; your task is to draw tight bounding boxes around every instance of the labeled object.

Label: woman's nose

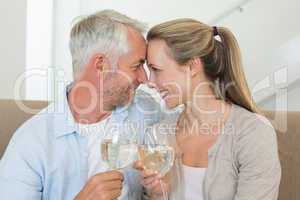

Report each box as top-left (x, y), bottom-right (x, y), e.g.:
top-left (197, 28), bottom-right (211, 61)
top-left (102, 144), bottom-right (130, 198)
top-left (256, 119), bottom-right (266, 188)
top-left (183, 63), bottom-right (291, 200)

top-left (148, 71), bottom-right (156, 84)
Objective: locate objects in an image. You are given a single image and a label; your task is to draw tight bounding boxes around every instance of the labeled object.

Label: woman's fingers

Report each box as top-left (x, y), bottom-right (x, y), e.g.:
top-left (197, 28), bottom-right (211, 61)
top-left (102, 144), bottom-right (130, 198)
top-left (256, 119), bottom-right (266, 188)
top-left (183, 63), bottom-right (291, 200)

top-left (142, 173), bottom-right (160, 185)
top-left (133, 161), bottom-right (158, 178)
top-left (133, 161), bottom-right (145, 171)
top-left (141, 169), bottom-right (159, 178)
top-left (140, 169), bottom-right (163, 189)
top-left (145, 178), bottom-right (168, 195)
top-left (134, 161), bottom-right (165, 194)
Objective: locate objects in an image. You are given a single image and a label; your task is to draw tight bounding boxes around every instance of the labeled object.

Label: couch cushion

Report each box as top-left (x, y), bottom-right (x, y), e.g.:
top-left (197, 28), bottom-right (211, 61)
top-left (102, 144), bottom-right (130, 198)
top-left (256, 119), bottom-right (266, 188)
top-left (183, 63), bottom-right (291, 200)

top-left (0, 99), bottom-right (48, 158)
top-left (265, 111), bottom-right (300, 200)
top-left (0, 100), bottom-right (300, 200)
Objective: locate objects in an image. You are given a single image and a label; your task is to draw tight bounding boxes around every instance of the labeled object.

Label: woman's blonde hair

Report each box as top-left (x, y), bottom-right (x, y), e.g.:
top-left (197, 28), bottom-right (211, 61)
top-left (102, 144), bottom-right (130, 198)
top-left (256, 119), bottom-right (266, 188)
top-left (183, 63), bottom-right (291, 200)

top-left (147, 18), bottom-right (260, 113)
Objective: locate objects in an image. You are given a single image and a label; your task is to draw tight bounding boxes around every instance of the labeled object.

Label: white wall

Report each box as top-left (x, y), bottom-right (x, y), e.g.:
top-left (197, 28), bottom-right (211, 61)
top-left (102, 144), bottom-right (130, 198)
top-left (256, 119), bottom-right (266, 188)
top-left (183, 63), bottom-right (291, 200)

top-left (79, 0), bottom-right (241, 26)
top-left (52, 0), bottom-right (81, 83)
top-left (0, 0), bottom-right (27, 99)
top-left (259, 79), bottom-right (300, 111)
top-left (25, 0), bottom-right (53, 100)
top-left (52, 0), bottom-right (300, 110)
top-left (0, 0), bottom-right (54, 100)
top-left (1, 0), bottom-right (299, 111)
top-left (217, 0), bottom-right (300, 111)
top-left (51, 0), bottom-right (242, 84)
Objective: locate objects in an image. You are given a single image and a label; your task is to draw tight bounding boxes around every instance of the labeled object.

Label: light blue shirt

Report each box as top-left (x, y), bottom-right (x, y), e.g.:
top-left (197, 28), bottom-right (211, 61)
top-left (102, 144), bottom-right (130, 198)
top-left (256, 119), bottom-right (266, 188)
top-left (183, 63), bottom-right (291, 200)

top-left (0, 85), bottom-right (162, 200)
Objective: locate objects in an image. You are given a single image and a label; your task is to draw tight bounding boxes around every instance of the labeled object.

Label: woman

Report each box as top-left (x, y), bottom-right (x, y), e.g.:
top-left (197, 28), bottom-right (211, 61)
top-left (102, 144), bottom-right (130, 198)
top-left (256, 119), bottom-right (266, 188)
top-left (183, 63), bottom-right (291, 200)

top-left (134, 19), bottom-right (281, 200)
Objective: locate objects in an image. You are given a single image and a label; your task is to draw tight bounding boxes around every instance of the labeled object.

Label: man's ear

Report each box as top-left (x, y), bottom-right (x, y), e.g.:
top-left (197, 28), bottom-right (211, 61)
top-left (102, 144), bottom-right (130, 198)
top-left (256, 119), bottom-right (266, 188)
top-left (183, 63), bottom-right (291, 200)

top-left (188, 57), bottom-right (204, 77)
top-left (89, 53), bottom-right (110, 76)
top-left (96, 54), bottom-right (107, 72)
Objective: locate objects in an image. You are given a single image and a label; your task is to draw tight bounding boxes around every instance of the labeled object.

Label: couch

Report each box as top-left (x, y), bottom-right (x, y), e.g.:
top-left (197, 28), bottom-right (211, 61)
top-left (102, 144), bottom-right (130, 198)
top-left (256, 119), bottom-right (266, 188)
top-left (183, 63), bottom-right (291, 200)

top-left (0, 99), bottom-right (299, 199)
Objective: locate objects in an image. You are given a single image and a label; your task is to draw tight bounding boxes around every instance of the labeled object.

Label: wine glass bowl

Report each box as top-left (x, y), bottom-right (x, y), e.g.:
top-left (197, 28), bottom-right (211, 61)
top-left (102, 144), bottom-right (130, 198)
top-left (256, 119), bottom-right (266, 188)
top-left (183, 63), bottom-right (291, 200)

top-left (101, 139), bottom-right (138, 170)
top-left (138, 144), bottom-right (175, 176)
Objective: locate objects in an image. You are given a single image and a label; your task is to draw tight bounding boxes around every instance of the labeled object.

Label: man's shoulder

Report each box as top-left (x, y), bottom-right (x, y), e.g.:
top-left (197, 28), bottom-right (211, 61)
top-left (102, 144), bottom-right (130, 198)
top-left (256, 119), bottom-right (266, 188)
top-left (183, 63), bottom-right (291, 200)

top-left (11, 103), bottom-right (59, 146)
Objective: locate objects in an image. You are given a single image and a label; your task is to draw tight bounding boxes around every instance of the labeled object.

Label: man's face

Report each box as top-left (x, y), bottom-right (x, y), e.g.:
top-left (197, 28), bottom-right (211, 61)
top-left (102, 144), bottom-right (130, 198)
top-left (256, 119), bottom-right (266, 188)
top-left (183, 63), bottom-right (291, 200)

top-left (104, 28), bottom-right (147, 108)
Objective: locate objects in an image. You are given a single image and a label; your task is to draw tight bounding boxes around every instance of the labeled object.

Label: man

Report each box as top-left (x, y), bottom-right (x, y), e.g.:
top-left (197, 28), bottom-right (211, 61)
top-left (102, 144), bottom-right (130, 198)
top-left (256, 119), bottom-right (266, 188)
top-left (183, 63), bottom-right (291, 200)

top-left (0, 10), bottom-right (161, 199)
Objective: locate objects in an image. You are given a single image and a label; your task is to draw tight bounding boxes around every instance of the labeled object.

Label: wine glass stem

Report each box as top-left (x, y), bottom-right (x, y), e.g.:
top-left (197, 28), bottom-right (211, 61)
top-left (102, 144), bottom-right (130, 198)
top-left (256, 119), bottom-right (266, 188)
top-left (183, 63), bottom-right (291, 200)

top-left (159, 179), bottom-right (168, 200)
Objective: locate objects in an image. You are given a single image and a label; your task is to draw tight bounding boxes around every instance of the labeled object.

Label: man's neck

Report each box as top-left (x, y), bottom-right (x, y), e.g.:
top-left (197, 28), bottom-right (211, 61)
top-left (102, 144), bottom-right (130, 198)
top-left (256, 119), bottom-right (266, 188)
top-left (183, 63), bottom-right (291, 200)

top-left (67, 84), bottom-right (112, 124)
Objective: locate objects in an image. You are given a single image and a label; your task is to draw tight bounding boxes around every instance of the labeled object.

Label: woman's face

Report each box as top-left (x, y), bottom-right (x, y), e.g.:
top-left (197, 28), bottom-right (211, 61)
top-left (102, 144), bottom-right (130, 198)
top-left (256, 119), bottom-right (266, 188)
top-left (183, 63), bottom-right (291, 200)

top-left (147, 39), bottom-right (190, 109)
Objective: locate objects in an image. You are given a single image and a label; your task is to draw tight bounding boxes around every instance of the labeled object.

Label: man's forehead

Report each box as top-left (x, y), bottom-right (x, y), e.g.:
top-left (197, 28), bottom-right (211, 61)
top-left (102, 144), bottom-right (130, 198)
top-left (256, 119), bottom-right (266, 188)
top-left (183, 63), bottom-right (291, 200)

top-left (126, 27), bottom-right (145, 42)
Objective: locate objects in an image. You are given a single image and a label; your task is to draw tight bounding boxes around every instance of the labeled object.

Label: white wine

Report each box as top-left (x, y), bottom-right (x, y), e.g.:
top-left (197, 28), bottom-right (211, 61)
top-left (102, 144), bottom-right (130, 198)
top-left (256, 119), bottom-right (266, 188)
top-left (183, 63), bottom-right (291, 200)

top-left (101, 139), bottom-right (138, 169)
top-left (138, 145), bottom-right (175, 176)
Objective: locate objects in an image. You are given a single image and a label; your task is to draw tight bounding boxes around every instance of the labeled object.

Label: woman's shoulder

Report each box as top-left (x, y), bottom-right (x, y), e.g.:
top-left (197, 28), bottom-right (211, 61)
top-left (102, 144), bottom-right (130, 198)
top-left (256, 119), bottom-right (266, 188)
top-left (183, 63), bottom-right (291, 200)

top-left (228, 104), bottom-right (276, 141)
top-left (227, 105), bottom-right (281, 176)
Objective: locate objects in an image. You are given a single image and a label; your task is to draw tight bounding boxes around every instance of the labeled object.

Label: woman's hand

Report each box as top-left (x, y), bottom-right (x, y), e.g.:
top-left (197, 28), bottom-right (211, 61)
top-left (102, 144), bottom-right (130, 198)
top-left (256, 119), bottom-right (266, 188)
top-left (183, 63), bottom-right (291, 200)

top-left (133, 161), bottom-right (170, 199)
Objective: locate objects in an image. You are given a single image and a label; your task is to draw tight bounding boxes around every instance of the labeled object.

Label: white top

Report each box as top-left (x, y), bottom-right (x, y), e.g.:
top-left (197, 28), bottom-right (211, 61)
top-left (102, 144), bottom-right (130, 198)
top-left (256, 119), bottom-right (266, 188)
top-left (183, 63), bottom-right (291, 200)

top-left (183, 164), bottom-right (207, 200)
top-left (78, 115), bottom-right (111, 178)
top-left (78, 116), bottom-right (132, 200)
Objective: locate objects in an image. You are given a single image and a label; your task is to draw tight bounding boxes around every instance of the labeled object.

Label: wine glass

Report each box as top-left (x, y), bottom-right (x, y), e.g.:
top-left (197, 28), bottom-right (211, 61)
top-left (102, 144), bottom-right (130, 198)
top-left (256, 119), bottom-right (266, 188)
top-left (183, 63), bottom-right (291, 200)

top-left (101, 138), bottom-right (138, 170)
top-left (138, 144), bottom-right (175, 177)
top-left (137, 125), bottom-right (177, 200)
top-left (100, 131), bottom-right (139, 199)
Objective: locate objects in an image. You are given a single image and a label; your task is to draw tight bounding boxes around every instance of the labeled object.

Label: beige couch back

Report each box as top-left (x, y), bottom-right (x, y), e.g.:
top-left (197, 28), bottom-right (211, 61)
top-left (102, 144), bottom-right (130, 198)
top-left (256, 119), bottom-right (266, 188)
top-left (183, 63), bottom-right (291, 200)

top-left (0, 99), bottom-right (48, 158)
top-left (264, 111), bottom-right (300, 200)
top-left (0, 99), bottom-right (299, 200)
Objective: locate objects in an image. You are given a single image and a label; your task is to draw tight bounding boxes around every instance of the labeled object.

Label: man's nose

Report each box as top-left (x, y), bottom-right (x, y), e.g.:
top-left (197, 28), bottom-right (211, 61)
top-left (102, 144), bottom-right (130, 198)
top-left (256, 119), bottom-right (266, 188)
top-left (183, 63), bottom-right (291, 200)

top-left (137, 67), bottom-right (148, 84)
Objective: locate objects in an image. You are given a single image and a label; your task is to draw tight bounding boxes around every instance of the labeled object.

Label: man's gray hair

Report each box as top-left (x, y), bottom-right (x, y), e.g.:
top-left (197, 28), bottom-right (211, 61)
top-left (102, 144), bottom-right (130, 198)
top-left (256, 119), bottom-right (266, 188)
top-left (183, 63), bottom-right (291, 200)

top-left (69, 9), bottom-right (147, 76)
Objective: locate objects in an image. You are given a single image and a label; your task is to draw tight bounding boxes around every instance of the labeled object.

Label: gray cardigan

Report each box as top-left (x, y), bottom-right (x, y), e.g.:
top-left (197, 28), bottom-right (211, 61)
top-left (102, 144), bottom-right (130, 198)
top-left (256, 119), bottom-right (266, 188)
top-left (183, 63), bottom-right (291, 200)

top-left (151, 104), bottom-right (281, 200)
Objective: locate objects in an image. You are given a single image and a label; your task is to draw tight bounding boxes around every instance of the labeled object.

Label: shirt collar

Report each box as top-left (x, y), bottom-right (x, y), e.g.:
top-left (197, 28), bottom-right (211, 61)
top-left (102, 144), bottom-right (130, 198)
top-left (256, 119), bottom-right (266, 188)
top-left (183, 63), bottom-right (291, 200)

top-left (51, 85), bottom-right (129, 139)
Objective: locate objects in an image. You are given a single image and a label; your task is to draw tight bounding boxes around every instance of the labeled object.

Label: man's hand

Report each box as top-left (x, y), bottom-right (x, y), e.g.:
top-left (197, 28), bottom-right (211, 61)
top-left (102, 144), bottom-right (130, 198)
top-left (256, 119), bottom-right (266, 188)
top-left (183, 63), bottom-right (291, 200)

top-left (74, 170), bottom-right (124, 200)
